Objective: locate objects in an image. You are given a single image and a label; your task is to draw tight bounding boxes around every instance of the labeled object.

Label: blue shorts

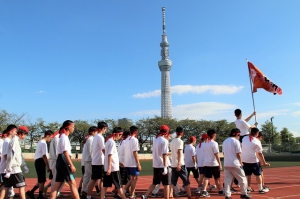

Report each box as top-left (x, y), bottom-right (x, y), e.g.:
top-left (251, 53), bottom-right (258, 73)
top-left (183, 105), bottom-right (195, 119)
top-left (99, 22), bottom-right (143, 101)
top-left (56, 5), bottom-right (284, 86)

top-left (243, 162), bottom-right (262, 176)
top-left (171, 165), bottom-right (190, 187)
top-left (126, 167), bottom-right (139, 176)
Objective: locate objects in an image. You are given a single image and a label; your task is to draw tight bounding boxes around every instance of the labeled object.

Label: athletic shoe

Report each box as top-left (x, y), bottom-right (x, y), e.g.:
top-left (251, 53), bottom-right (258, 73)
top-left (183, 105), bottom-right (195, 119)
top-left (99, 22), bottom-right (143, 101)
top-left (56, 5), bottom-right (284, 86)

top-left (240, 194), bottom-right (252, 199)
top-left (218, 190), bottom-right (225, 195)
top-left (247, 188), bottom-right (254, 193)
top-left (141, 194), bottom-right (148, 199)
top-left (37, 195), bottom-right (47, 199)
top-left (175, 191), bottom-right (187, 197)
top-left (230, 188), bottom-right (238, 193)
top-left (258, 188), bottom-right (267, 194)
top-left (263, 186), bottom-right (270, 192)
top-left (209, 185), bottom-right (216, 191)
top-left (200, 191), bottom-right (210, 198)
top-left (114, 194), bottom-right (122, 199)
top-left (26, 191), bottom-right (35, 199)
top-left (225, 197), bottom-right (232, 199)
top-left (196, 186), bottom-right (203, 193)
top-left (151, 193), bottom-right (162, 198)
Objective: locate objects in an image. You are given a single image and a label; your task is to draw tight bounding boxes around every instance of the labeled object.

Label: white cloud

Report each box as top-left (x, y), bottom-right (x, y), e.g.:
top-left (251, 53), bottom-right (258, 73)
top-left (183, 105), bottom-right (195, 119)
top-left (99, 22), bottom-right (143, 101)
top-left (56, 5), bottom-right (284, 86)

top-left (132, 85), bottom-right (244, 98)
top-left (131, 102), bottom-right (236, 120)
top-left (256, 109), bottom-right (289, 119)
top-left (292, 111), bottom-right (300, 117)
top-left (35, 90), bottom-right (45, 94)
top-left (294, 102), bottom-right (300, 106)
top-left (290, 130), bottom-right (300, 137)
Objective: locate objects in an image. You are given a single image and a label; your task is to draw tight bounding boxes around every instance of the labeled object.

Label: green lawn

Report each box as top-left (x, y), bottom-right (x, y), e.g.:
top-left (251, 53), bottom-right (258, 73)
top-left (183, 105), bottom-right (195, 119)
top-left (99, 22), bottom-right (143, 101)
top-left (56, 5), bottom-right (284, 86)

top-left (23, 160), bottom-right (300, 179)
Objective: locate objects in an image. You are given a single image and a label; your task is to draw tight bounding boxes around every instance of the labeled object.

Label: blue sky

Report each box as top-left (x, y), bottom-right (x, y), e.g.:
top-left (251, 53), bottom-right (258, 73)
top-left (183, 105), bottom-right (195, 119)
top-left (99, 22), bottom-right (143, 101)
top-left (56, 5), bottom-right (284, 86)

top-left (0, 1), bottom-right (299, 137)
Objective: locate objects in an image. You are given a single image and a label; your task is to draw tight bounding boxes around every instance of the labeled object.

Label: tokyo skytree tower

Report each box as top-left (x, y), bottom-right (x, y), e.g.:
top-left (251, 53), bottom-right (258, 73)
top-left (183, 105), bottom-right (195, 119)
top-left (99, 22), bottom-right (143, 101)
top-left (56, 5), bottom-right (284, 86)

top-left (158, 7), bottom-right (173, 118)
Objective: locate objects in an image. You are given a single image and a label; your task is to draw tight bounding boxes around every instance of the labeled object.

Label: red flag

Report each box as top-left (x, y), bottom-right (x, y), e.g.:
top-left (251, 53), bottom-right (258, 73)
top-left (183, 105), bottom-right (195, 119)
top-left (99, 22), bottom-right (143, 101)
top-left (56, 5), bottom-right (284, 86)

top-left (247, 61), bottom-right (282, 95)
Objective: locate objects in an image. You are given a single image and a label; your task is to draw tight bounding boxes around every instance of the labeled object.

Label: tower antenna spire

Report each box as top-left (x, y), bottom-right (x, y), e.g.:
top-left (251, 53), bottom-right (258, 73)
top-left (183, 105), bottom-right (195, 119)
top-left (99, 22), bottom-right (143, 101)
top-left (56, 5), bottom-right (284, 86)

top-left (162, 7), bottom-right (166, 35)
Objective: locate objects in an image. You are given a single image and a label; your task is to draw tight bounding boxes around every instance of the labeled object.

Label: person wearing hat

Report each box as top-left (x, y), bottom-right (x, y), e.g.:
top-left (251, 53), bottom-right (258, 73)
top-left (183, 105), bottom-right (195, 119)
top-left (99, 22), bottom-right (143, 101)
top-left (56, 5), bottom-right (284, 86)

top-left (26, 130), bottom-right (53, 199)
top-left (200, 129), bottom-right (224, 197)
top-left (222, 128), bottom-right (251, 199)
top-left (234, 109), bottom-right (258, 143)
top-left (0, 125), bottom-right (29, 199)
top-left (241, 128), bottom-right (270, 194)
top-left (100, 127), bottom-right (127, 199)
top-left (141, 125), bottom-right (172, 199)
top-left (184, 136), bottom-right (199, 191)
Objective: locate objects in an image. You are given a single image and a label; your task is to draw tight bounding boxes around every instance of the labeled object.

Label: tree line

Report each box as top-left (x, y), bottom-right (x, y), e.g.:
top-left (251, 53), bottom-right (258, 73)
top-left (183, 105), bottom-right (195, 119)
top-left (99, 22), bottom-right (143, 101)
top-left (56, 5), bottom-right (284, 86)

top-left (1, 109), bottom-right (299, 153)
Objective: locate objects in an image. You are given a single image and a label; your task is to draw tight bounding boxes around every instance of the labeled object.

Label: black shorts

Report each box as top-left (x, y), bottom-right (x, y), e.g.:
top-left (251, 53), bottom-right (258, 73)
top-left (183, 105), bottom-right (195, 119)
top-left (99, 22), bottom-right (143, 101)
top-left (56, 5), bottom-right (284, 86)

top-left (152, 167), bottom-right (171, 186)
top-left (82, 166), bottom-right (85, 175)
top-left (3, 173), bottom-right (26, 188)
top-left (91, 165), bottom-right (104, 180)
top-left (120, 167), bottom-right (129, 185)
top-left (204, 166), bottom-right (220, 179)
top-left (198, 167), bottom-right (206, 175)
top-left (171, 165), bottom-right (190, 186)
top-left (187, 167), bottom-right (199, 179)
top-left (49, 170), bottom-right (53, 180)
top-left (56, 154), bottom-right (75, 182)
top-left (103, 171), bottom-right (122, 189)
top-left (239, 135), bottom-right (248, 143)
top-left (243, 162), bottom-right (262, 176)
top-left (35, 158), bottom-right (46, 183)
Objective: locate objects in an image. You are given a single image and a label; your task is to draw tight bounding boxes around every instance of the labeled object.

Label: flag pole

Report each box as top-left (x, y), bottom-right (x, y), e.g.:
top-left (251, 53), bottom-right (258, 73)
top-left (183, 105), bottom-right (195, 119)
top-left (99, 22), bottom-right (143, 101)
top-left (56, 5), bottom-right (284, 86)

top-left (247, 59), bottom-right (257, 122)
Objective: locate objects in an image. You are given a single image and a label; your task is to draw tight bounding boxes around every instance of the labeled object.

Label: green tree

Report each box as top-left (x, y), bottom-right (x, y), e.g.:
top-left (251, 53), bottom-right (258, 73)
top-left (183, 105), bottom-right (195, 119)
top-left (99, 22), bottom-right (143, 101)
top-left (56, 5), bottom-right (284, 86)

top-left (261, 120), bottom-right (280, 145)
top-left (70, 120), bottom-right (92, 151)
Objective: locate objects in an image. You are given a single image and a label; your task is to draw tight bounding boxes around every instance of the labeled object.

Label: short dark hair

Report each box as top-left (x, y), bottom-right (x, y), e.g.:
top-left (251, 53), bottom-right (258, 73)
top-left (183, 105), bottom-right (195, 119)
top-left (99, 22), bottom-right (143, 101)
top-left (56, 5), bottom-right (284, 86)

top-left (234, 109), bottom-right (242, 116)
top-left (229, 128), bottom-right (240, 137)
top-left (44, 130), bottom-right (53, 136)
top-left (97, 121), bottom-right (108, 129)
top-left (113, 127), bottom-right (123, 134)
top-left (250, 127), bottom-right (259, 136)
top-left (129, 126), bottom-right (138, 135)
top-left (6, 125), bottom-right (18, 133)
top-left (176, 126), bottom-right (184, 134)
top-left (88, 126), bottom-right (98, 134)
top-left (123, 130), bottom-right (130, 138)
top-left (207, 129), bottom-right (216, 138)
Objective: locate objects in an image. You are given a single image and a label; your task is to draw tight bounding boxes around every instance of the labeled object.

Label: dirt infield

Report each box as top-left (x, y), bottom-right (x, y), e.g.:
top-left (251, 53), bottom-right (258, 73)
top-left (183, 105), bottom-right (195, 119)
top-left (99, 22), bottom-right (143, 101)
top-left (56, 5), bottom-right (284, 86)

top-left (15, 166), bottom-right (300, 199)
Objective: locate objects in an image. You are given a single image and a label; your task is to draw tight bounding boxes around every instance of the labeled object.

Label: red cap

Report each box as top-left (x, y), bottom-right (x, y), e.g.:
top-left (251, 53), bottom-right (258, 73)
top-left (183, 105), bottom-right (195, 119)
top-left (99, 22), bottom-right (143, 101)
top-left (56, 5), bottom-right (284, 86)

top-left (19, 126), bottom-right (29, 133)
top-left (201, 133), bottom-right (209, 139)
top-left (160, 125), bottom-right (169, 133)
top-left (189, 136), bottom-right (196, 142)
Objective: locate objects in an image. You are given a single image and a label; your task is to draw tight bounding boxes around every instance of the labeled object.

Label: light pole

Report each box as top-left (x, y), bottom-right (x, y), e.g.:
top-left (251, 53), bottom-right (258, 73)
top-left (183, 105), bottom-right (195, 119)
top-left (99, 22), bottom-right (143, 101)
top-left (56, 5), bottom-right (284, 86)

top-left (270, 117), bottom-right (274, 152)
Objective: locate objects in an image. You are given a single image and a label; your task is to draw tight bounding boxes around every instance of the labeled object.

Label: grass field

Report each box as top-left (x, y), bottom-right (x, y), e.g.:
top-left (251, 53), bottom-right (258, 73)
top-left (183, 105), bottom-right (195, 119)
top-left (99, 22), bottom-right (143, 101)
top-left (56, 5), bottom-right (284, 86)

top-left (23, 159), bottom-right (300, 179)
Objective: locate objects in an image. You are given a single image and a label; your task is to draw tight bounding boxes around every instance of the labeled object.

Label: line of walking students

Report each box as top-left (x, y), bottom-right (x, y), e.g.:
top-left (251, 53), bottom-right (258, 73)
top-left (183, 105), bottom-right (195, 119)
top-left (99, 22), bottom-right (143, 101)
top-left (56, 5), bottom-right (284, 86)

top-left (0, 114), bottom-right (270, 199)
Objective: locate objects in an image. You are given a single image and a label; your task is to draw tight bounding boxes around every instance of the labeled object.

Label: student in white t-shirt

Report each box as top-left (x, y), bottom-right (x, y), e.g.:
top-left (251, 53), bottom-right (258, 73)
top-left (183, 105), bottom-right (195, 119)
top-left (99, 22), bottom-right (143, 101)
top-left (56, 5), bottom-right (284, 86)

top-left (50, 120), bottom-right (79, 199)
top-left (101, 127), bottom-right (127, 199)
top-left (141, 125), bottom-right (171, 199)
top-left (200, 129), bottom-right (223, 198)
top-left (241, 128), bottom-right (270, 194)
top-left (124, 126), bottom-right (142, 199)
top-left (223, 128), bottom-right (251, 199)
top-left (86, 121), bottom-right (107, 199)
top-left (26, 130), bottom-right (53, 199)
top-left (81, 126), bottom-right (98, 197)
top-left (184, 136), bottom-right (199, 188)
top-left (234, 109), bottom-right (257, 142)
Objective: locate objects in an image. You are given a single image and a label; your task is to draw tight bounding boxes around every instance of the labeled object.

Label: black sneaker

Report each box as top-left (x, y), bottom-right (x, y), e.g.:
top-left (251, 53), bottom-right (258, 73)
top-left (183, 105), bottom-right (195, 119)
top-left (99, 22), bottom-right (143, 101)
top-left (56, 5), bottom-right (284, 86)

top-left (218, 190), bottom-right (225, 195)
top-left (230, 188), bottom-right (238, 193)
top-left (175, 191), bottom-right (187, 197)
top-left (151, 193), bottom-right (162, 198)
top-left (200, 191), bottom-right (210, 198)
top-left (26, 191), bottom-right (35, 199)
top-left (141, 194), bottom-right (148, 199)
top-left (240, 194), bottom-right (252, 199)
top-left (225, 197), bottom-right (232, 199)
top-left (114, 194), bottom-right (122, 199)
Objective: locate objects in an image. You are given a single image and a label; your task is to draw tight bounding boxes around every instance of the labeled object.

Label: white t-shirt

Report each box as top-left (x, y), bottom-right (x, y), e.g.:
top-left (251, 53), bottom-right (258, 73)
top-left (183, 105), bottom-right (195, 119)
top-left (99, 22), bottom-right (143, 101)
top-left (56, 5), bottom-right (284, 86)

top-left (34, 139), bottom-right (48, 160)
top-left (6, 136), bottom-right (23, 174)
top-left (152, 136), bottom-right (169, 168)
top-left (124, 136), bottom-right (140, 167)
top-left (82, 136), bottom-right (94, 163)
top-left (202, 140), bottom-right (220, 167)
top-left (234, 119), bottom-right (251, 136)
top-left (49, 134), bottom-right (59, 161)
top-left (184, 144), bottom-right (196, 167)
top-left (196, 142), bottom-right (205, 167)
top-left (118, 140), bottom-right (125, 164)
top-left (91, 133), bottom-right (105, 165)
top-left (241, 136), bottom-right (262, 163)
top-left (0, 138), bottom-right (11, 173)
top-left (104, 138), bottom-right (119, 172)
top-left (170, 138), bottom-right (185, 167)
top-left (0, 139), bottom-right (4, 158)
top-left (222, 137), bottom-right (242, 167)
top-left (56, 133), bottom-right (72, 157)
